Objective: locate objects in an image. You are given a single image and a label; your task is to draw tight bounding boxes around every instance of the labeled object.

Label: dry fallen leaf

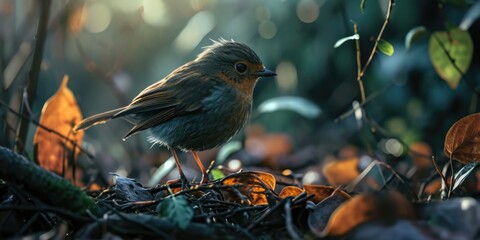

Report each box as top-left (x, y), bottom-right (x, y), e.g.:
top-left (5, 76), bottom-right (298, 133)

top-left (444, 113), bottom-right (480, 164)
top-left (279, 186), bottom-right (303, 199)
top-left (221, 171), bottom-right (276, 205)
top-left (320, 191), bottom-right (416, 237)
top-left (33, 75), bottom-right (83, 176)
top-left (308, 188), bottom-right (352, 236)
top-left (323, 157), bottom-right (360, 186)
top-left (304, 185), bottom-right (351, 204)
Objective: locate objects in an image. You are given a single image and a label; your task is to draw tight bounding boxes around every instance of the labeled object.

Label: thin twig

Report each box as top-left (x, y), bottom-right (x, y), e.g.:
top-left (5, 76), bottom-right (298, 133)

top-left (354, 23), bottom-right (366, 103)
top-left (347, 1), bottom-right (394, 156)
top-left (15, 0), bottom-right (51, 153)
top-left (246, 198), bottom-right (287, 230)
top-left (284, 198), bottom-right (302, 240)
top-left (431, 156), bottom-right (448, 192)
top-left (359, 0), bottom-right (394, 78)
top-left (98, 202), bottom-right (172, 239)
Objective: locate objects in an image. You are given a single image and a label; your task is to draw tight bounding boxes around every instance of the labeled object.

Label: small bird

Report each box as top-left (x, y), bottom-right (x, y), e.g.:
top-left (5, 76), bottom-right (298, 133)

top-left (74, 39), bottom-right (276, 184)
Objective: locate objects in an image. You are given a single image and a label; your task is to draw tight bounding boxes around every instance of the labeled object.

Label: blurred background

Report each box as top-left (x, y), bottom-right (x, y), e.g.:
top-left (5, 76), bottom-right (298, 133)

top-left (1, 0), bottom-right (479, 188)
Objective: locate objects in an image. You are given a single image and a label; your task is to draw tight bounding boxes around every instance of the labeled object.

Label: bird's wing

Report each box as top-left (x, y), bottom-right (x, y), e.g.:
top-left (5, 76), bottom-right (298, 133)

top-left (120, 65), bottom-right (217, 139)
top-left (122, 107), bottom-right (176, 140)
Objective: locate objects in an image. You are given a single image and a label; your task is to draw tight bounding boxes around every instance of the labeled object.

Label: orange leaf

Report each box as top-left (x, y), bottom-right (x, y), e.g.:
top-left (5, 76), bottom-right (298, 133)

top-left (88, 183), bottom-right (102, 191)
top-left (320, 191), bottom-right (416, 237)
top-left (221, 171), bottom-right (276, 205)
top-left (279, 186), bottom-right (303, 199)
top-left (323, 157), bottom-right (360, 186)
top-left (444, 113), bottom-right (480, 164)
top-left (409, 142), bottom-right (432, 170)
top-left (424, 178), bottom-right (442, 195)
top-left (304, 185), bottom-right (351, 204)
top-left (33, 75), bottom-right (84, 175)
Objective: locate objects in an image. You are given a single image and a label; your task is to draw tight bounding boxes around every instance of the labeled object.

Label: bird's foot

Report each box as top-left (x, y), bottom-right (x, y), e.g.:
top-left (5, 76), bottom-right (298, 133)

top-left (166, 174), bottom-right (190, 190)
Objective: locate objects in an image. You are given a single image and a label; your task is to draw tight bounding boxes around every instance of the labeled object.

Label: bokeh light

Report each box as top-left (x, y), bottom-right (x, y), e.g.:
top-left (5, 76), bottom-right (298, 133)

top-left (302, 171), bottom-right (321, 184)
top-left (384, 138), bottom-right (404, 157)
top-left (296, 0), bottom-right (320, 23)
top-left (227, 159), bottom-right (242, 172)
top-left (109, 0), bottom-right (143, 13)
top-left (142, 0), bottom-right (169, 27)
top-left (275, 61), bottom-right (298, 92)
top-left (85, 2), bottom-right (111, 33)
top-left (258, 20), bottom-right (277, 39)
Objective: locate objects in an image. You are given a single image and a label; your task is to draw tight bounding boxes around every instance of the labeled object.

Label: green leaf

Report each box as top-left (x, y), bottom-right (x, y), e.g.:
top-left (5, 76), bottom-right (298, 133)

top-left (211, 169), bottom-right (225, 180)
top-left (334, 34), bottom-right (360, 48)
top-left (156, 195), bottom-right (193, 230)
top-left (429, 28), bottom-right (473, 89)
top-left (405, 26), bottom-right (428, 50)
top-left (377, 39), bottom-right (394, 56)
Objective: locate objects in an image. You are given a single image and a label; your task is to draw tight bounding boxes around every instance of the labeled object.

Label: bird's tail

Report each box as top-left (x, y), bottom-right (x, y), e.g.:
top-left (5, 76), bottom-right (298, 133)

top-left (74, 107), bottom-right (125, 132)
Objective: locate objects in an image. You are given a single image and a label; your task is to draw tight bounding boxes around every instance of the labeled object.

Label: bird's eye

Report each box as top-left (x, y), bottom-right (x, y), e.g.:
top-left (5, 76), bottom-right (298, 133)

top-left (235, 63), bottom-right (247, 73)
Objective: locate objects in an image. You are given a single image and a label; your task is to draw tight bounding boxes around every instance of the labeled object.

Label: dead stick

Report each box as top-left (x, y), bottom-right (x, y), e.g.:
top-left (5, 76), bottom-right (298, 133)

top-left (15, 0), bottom-right (51, 153)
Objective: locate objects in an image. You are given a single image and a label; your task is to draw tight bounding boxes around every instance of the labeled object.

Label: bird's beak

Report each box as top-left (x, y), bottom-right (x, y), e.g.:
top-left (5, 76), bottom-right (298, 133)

top-left (255, 68), bottom-right (276, 77)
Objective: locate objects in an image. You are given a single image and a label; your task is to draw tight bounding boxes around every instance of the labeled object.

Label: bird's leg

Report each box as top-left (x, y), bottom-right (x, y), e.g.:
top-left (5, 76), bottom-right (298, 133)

top-left (169, 148), bottom-right (189, 188)
top-left (191, 151), bottom-right (209, 184)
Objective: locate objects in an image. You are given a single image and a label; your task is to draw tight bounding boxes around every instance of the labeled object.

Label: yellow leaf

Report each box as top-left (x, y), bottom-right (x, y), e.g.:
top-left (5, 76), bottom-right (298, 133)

top-left (33, 75), bottom-right (84, 176)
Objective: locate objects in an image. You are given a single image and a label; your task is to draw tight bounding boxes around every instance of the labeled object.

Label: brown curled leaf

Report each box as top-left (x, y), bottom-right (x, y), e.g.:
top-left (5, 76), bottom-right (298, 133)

top-left (444, 113), bottom-right (480, 164)
top-left (304, 185), bottom-right (351, 204)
